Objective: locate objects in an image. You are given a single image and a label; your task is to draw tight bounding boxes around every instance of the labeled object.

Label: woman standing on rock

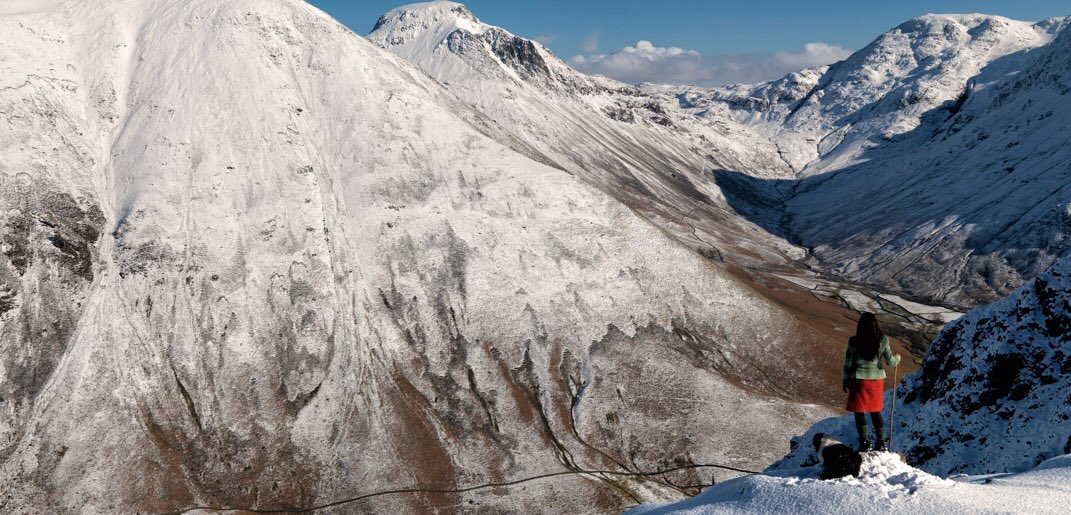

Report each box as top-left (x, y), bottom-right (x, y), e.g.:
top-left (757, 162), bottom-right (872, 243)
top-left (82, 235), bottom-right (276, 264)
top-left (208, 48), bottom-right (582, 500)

top-left (842, 312), bottom-right (901, 452)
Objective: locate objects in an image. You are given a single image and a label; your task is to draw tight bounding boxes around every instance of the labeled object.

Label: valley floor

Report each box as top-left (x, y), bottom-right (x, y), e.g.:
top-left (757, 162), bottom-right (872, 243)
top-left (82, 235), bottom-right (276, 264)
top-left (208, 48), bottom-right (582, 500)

top-left (628, 452), bottom-right (1071, 514)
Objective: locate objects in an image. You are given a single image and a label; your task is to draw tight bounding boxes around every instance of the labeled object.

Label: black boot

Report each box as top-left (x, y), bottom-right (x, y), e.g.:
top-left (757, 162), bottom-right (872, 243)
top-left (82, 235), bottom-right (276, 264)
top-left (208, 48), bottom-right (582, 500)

top-left (871, 412), bottom-right (887, 452)
top-left (854, 413), bottom-right (871, 452)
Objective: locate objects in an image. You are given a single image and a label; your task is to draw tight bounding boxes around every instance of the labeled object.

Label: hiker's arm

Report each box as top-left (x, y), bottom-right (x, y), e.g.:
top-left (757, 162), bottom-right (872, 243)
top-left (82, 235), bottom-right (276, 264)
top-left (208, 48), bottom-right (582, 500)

top-left (882, 337), bottom-right (901, 367)
top-left (842, 344), bottom-right (854, 387)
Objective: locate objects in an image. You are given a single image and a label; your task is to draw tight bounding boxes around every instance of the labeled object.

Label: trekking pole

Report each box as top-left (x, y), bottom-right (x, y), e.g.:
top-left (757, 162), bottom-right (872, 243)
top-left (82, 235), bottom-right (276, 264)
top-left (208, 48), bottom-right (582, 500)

top-left (889, 363), bottom-right (897, 452)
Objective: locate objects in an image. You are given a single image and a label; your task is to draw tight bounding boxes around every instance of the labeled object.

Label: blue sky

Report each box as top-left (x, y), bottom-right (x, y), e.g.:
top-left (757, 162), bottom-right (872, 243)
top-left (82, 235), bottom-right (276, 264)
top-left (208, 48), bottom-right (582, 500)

top-left (307, 0), bottom-right (1071, 85)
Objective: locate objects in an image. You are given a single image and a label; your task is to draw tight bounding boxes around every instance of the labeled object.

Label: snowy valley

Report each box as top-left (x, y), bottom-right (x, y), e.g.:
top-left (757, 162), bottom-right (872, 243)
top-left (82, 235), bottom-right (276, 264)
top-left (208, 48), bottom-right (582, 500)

top-left (0, 0), bottom-right (1069, 513)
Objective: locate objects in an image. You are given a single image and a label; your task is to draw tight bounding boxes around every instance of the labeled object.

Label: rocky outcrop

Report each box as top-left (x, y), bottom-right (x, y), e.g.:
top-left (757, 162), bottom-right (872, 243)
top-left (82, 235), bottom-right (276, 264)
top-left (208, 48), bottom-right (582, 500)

top-left (897, 256), bottom-right (1071, 474)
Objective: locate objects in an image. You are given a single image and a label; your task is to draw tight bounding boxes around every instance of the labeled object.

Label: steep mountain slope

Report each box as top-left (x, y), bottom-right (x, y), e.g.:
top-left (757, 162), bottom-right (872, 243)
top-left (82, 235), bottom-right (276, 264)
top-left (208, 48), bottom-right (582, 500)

top-left (896, 256), bottom-right (1071, 474)
top-left (776, 255), bottom-right (1071, 476)
top-left (0, 0), bottom-right (854, 512)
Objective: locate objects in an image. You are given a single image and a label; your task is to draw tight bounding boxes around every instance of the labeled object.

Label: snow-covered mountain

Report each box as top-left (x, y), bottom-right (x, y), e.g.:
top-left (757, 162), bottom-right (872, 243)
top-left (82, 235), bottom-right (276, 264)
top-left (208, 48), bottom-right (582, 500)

top-left (0, 0), bottom-right (862, 512)
top-left (370, 3), bottom-right (1071, 321)
top-left (367, 1), bottom-right (972, 353)
top-left (365, 3), bottom-right (1071, 511)
top-left (367, 6), bottom-right (1071, 510)
top-left (660, 14), bottom-right (1067, 174)
top-left (633, 256), bottom-right (1071, 514)
top-left (644, 14), bottom-right (1071, 309)
top-left (767, 15), bottom-right (1071, 309)
top-left (2, 0), bottom-right (1067, 511)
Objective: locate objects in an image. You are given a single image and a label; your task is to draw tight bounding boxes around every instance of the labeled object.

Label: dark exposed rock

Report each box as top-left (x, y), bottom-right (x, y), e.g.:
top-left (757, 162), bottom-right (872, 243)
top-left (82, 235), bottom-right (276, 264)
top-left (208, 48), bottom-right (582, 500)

top-left (483, 28), bottom-right (551, 81)
top-left (0, 181), bottom-right (105, 463)
top-left (0, 284), bottom-right (15, 315)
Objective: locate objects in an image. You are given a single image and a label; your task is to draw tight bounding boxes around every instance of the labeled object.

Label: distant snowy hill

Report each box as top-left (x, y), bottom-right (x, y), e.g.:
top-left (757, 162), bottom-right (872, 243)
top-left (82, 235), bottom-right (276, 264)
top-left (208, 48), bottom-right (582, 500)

top-left (777, 15), bottom-right (1071, 309)
top-left (659, 14), bottom-right (1066, 174)
top-left (0, 0), bottom-right (855, 512)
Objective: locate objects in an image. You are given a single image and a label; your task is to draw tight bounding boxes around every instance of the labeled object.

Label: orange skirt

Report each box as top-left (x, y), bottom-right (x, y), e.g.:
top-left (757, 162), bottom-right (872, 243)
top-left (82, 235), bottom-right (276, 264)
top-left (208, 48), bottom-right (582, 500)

top-left (845, 378), bottom-right (884, 413)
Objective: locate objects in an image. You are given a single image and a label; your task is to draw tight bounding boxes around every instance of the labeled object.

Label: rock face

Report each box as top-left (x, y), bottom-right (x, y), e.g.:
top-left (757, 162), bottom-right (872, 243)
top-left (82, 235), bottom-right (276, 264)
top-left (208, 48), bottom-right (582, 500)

top-left (897, 256), bottom-right (1071, 474)
top-left (0, 0), bottom-right (848, 512)
top-left (774, 256), bottom-right (1071, 477)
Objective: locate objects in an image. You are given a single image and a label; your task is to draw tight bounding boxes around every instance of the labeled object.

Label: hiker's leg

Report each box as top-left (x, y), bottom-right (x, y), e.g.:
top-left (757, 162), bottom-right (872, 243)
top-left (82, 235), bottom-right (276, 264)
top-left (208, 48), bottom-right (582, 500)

top-left (854, 412), bottom-right (869, 443)
top-left (871, 412), bottom-right (886, 441)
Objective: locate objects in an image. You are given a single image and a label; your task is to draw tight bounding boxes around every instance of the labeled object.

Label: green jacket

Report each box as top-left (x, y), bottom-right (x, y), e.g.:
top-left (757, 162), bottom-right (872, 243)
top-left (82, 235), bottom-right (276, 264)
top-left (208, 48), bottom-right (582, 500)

top-left (842, 335), bottom-right (900, 383)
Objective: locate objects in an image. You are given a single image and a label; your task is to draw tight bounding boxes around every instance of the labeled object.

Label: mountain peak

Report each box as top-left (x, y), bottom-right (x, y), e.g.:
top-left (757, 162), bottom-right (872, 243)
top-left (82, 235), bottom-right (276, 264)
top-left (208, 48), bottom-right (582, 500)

top-left (885, 13), bottom-right (1064, 51)
top-left (370, 1), bottom-right (482, 40)
top-left (368, 1), bottom-right (603, 93)
top-left (902, 12), bottom-right (1010, 25)
top-left (379, 1), bottom-right (475, 20)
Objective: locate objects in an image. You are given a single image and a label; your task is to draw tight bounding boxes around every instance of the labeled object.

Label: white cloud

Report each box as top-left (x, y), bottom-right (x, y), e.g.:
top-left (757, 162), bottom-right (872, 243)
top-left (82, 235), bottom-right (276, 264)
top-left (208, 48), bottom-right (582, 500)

top-left (570, 40), bottom-right (709, 85)
top-left (772, 42), bottom-right (854, 70)
top-left (534, 34), bottom-right (558, 45)
top-left (570, 40), bottom-right (853, 87)
top-left (581, 30), bottom-right (601, 53)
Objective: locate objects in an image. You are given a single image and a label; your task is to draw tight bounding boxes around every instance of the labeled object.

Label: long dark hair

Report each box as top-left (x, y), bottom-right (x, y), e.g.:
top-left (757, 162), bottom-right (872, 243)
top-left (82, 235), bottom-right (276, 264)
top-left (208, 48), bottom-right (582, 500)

top-left (853, 312), bottom-right (884, 360)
